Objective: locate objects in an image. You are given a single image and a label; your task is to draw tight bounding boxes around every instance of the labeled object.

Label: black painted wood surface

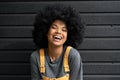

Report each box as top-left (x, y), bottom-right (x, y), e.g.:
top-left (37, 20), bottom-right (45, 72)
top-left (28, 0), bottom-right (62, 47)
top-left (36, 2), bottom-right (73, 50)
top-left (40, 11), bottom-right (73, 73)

top-left (0, 1), bottom-right (120, 80)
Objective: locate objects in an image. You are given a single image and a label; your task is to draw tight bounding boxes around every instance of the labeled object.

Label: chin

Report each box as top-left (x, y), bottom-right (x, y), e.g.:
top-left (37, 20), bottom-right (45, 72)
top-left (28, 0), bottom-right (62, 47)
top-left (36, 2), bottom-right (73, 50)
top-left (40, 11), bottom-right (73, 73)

top-left (53, 43), bottom-right (63, 47)
top-left (48, 39), bottom-right (66, 47)
top-left (51, 42), bottom-right (64, 47)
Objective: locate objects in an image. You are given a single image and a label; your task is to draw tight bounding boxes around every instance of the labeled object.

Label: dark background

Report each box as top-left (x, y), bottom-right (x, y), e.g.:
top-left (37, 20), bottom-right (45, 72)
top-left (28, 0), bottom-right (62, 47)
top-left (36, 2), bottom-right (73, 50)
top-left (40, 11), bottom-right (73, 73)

top-left (0, 0), bottom-right (120, 80)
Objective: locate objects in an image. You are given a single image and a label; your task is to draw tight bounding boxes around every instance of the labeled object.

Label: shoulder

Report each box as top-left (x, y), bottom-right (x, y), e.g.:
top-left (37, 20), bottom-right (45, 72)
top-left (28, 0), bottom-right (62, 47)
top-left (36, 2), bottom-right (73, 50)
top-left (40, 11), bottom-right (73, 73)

top-left (30, 49), bottom-right (39, 60)
top-left (68, 47), bottom-right (81, 61)
top-left (69, 47), bottom-right (80, 57)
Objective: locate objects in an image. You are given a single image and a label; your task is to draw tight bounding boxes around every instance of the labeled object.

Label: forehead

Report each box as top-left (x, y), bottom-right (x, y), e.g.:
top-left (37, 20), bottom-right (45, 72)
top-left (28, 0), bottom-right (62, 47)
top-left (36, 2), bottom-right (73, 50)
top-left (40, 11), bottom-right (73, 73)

top-left (52, 20), bottom-right (66, 27)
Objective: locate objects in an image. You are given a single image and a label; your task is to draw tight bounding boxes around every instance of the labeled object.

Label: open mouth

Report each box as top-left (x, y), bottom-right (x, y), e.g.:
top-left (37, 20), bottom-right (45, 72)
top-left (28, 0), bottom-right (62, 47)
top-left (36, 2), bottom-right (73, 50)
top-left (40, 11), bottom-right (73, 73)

top-left (53, 35), bottom-right (62, 41)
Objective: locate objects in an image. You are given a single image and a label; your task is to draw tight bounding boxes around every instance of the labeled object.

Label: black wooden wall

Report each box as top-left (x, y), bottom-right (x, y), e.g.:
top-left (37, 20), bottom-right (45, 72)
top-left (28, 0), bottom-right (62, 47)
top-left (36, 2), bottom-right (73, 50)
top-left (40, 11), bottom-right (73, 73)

top-left (0, 1), bottom-right (120, 80)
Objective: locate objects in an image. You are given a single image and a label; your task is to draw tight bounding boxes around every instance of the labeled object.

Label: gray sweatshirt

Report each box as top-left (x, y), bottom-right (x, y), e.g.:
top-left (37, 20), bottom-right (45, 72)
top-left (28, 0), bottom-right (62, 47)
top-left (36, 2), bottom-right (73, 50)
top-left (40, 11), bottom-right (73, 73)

top-left (30, 46), bottom-right (83, 80)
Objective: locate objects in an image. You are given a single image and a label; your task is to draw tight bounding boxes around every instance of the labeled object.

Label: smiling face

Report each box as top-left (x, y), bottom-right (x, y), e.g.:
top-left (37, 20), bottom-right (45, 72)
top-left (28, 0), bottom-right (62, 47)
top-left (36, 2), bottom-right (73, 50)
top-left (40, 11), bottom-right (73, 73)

top-left (47, 20), bottom-right (68, 47)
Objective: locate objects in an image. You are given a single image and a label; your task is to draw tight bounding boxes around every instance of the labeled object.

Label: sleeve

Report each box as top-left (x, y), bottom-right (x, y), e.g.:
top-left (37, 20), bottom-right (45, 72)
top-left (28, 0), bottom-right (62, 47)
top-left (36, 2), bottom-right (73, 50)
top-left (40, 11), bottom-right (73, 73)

top-left (30, 51), bottom-right (42, 80)
top-left (69, 48), bottom-right (83, 80)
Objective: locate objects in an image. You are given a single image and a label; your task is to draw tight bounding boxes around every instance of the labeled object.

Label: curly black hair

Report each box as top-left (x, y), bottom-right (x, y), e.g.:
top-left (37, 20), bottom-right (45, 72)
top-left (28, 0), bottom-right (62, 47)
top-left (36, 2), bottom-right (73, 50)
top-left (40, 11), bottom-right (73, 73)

top-left (32, 3), bottom-right (85, 49)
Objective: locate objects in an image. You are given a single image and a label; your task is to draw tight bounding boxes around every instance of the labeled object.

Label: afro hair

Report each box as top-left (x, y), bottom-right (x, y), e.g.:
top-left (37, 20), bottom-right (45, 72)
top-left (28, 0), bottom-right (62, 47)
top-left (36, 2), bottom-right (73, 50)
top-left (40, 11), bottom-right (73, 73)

top-left (32, 3), bottom-right (85, 49)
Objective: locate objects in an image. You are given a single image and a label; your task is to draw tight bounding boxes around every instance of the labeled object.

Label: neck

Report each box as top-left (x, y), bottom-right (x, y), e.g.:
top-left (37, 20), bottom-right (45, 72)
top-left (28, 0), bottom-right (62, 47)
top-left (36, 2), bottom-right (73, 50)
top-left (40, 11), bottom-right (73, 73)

top-left (47, 45), bottom-right (63, 62)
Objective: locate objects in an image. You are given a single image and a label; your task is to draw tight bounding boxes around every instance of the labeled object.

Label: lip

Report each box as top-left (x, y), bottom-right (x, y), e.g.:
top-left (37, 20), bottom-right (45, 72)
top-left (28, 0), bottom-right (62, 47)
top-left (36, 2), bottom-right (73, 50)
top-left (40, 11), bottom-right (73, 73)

top-left (53, 35), bottom-right (62, 41)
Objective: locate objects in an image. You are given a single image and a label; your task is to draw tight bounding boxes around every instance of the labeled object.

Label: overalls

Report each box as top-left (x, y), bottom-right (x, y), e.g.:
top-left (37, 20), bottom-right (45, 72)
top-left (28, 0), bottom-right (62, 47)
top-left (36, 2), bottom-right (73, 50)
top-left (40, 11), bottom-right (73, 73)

top-left (39, 46), bottom-right (72, 80)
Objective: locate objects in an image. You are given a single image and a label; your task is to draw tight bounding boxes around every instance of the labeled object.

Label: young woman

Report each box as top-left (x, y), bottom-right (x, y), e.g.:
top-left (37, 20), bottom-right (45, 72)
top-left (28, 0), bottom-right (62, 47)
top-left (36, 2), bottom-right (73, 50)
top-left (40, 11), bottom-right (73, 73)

top-left (30, 4), bottom-right (85, 80)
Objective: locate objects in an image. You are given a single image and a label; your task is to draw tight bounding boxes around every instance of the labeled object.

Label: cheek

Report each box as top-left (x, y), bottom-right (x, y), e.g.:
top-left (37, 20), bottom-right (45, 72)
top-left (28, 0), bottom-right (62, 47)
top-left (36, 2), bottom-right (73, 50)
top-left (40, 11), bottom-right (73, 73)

top-left (47, 29), bottom-right (52, 36)
top-left (47, 31), bottom-right (54, 40)
top-left (48, 29), bottom-right (55, 35)
top-left (64, 32), bottom-right (67, 40)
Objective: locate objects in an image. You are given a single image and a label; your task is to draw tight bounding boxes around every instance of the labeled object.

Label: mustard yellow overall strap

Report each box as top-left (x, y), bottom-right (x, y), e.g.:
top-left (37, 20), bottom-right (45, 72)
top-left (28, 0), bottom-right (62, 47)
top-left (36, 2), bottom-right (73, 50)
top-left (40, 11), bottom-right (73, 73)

top-left (64, 46), bottom-right (72, 72)
top-left (39, 48), bottom-right (45, 73)
top-left (42, 74), bottom-right (69, 80)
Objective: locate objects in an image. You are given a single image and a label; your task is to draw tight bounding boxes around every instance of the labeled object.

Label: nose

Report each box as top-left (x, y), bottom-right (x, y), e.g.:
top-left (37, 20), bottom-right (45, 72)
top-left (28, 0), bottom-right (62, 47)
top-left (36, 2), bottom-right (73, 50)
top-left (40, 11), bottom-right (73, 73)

top-left (56, 28), bottom-right (61, 34)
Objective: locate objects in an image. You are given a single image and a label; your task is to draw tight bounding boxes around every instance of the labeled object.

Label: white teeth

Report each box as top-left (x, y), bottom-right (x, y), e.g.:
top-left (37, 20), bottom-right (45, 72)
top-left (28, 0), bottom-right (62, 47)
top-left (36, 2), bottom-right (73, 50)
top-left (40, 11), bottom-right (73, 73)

top-left (54, 35), bottom-right (62, 40)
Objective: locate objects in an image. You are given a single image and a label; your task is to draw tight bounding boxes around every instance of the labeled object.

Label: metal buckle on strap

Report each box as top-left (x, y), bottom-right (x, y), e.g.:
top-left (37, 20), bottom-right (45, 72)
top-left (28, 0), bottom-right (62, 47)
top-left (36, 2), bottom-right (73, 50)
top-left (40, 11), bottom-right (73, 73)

top-left (65, 74), bottom-right (69, 77)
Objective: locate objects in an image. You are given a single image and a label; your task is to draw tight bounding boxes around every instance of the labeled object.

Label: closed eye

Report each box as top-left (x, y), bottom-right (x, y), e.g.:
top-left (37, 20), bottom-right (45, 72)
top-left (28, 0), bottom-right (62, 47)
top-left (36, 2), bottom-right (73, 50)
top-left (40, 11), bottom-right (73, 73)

top-left (51, 25), bottom-right (57, 29)
top-left (62, 27), bottom-right (67, 32)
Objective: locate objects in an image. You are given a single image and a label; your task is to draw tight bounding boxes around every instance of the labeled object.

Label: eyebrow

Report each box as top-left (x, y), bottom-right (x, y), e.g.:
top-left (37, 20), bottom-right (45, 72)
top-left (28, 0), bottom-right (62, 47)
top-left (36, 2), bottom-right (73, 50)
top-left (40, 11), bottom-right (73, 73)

top-left (52, 23), bottom-right (67, 28)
